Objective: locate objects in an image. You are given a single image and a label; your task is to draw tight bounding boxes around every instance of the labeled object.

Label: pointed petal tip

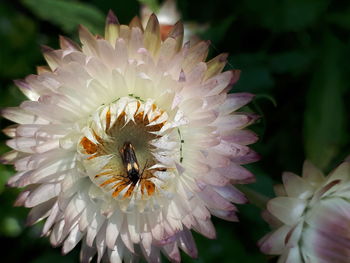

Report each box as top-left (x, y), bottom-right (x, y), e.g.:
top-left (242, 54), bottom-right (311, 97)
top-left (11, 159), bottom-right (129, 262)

top-left (36, 66), bottom-right (51, 74)
top-left (58, 34), bottom-right (65, 42)
top-left (173, 20), bottom-right (184, 31)
top-left (144, 13), bottom-right (161, 55)
top-left (0, 157), bottom-right (8, 165)
top-left (149, 13), bottom-right (159, 22)
top-left (169, 21), bottom-right (184, 39)
top-left (220, 53), bottom-right (229, 62)
top-left (238, 176), bottom-right (256, 184)
top-left (59, 35), bottom-right (81, 50)
top-left (238, 150), bottom-right (261, 164)
top-left (146, 13), bottom-right (160, 32)
top-left (5, 181), bottom-right (13, 188)
top-left (78, 24), bottom-right (87, 37)
top-left (40, 45), bottom-right (53, 53)
top-left (129, 16), bottom-right (143, 30)
top-left (61, 248), bottom-right (69, 256)
top-left (258, 235), bottom-right (273, 254)
top-left (78, 24), bottom-right (94, 35)
top-left (230, 69), bottom-right (241, 85)
top-left (107, 9), bottom-right (119, 25)
top-left (247, 112), bottom-right (261, 123)
top-left (25, 216), bottom-right (36, 227)
top-left (13, 79), bottom-right (25, 87)
top-left (78, 24), bottom-right (88, 33)
top-left (247, 92), bottom-right (256, 99)
top-left (78, 24), bottom-right (96, 43)
top-left (13, 197), bottom-right (24, 207)
top-left (190, 250), bottom-right (199, 259)
top-left (235, 92), bottom-right (256, 104)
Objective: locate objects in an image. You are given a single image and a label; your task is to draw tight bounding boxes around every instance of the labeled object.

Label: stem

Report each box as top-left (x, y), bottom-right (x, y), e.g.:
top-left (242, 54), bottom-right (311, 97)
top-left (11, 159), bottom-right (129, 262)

top-left (237, 185), bottom-right (270, 210)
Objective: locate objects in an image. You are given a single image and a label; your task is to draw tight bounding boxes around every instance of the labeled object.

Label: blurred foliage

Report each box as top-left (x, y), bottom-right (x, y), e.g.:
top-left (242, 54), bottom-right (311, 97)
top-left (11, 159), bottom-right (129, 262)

top-left (0, 0), bottom-right (350, 262)
top-left (304, 33), bottom-right (347, 169)
top-left (138, 0), bottom-right (160, 12)
top-left (22, 0), bottom-right (105, 34)
top-left (243, 0), bottom-right (330, 32)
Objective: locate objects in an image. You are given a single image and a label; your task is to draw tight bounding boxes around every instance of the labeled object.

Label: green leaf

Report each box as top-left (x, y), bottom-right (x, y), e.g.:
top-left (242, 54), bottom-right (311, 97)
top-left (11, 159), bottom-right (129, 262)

top-left (235, 67), bottom-right (274, 93)
top-left (0, 84), bottom-right (27, 107)
top-left (0, 165), bottom-right (13, 194)
top-left (244, 0), bottom-right (330, 32)
top-left (201, 16), bottom-right (235, 46)
top-left (22, 0), bottom-right (105, 34)
top-left (183, 223), bottom-right (268, 263)
top-left (254, 94), bottom-right (277, 108)
top-left (0, 217), bottom-right (21, 237)
top-left (304, 33), bottom-right (347, 170)
top-left (30, 251), bottom-right (77, 263)
top-left (229, 53), bottom-right (274, 93)
top-left (327, 8), bottom-right (350, 29)
top-left (269, 50), bottom-right (314, 75)
top-left (0, 5), bottom-right (40, 78)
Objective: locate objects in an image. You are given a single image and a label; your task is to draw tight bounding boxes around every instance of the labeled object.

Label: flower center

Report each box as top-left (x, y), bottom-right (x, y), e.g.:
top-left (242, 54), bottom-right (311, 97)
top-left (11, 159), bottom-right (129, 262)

top-left (78, 97), bottom-right (173, 203)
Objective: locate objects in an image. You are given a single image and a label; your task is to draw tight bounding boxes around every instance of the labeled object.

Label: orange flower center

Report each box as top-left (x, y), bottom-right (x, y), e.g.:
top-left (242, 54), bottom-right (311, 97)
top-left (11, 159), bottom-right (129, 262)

top-left (79, 99), bottom-right (168, 200)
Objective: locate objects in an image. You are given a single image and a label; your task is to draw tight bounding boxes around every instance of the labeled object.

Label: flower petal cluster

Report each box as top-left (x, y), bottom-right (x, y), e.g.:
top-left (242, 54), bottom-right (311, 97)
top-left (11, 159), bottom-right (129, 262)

top-left (259, 161), bottom-right (350, 263)
top-left (2, 11), bottom-right (258, 262)
top-left (140, 0), bottom-right (206, 42)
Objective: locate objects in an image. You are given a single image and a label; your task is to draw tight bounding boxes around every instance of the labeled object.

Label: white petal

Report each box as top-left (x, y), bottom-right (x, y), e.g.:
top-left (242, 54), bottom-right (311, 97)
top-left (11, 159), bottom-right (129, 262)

top-left (106, 212), bottom-right (124, 249)
top-left (259, 225), bottom-right (291, 254)
top-left (62, 224), bottom-right (83, 254)
top-left (268, 197), bottom-right (306, 225)
top-left (282, 172), bottom-right (313, 199)
top-left (25, 183), bottom-right (60, 207)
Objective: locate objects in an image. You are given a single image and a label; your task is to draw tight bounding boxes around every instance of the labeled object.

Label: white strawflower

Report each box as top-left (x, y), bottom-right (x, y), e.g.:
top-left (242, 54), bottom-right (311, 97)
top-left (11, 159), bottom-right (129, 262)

top-left (259, 161), bottom-right (350, 263)
top-left (2, 11), bottom-right (258, 263)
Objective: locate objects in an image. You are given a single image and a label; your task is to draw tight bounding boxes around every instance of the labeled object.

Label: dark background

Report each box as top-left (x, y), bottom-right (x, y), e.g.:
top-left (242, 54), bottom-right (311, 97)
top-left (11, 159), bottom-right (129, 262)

top-left (1, 0), bottom-right (350, 262)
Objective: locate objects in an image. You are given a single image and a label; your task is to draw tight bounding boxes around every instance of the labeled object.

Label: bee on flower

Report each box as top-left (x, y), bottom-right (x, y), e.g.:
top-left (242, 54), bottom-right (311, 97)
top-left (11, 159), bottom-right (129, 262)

top-left (2, 10), bottom-right (258, 263)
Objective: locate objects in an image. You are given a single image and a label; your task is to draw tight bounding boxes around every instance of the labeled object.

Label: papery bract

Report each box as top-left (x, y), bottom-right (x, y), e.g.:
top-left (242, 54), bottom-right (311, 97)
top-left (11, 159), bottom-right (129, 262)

top-left (3, 11), bottom-right (258, 263)
top-left (259, 161), bottom-right (350, 263)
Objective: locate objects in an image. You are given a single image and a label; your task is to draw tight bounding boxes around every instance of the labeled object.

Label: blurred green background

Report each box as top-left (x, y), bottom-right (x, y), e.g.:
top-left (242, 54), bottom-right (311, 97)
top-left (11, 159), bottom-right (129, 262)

top-left (1, 0), bottom-right (350, 262)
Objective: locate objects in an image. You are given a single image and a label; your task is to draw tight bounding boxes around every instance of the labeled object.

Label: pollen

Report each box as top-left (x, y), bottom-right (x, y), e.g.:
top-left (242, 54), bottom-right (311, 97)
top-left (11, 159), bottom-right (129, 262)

top-left (80, 137), bottom-right (98, 154)
top-left (105, 108), bottom-right (111, 131)
top-left (142, 180), bottom-right (155, 196)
